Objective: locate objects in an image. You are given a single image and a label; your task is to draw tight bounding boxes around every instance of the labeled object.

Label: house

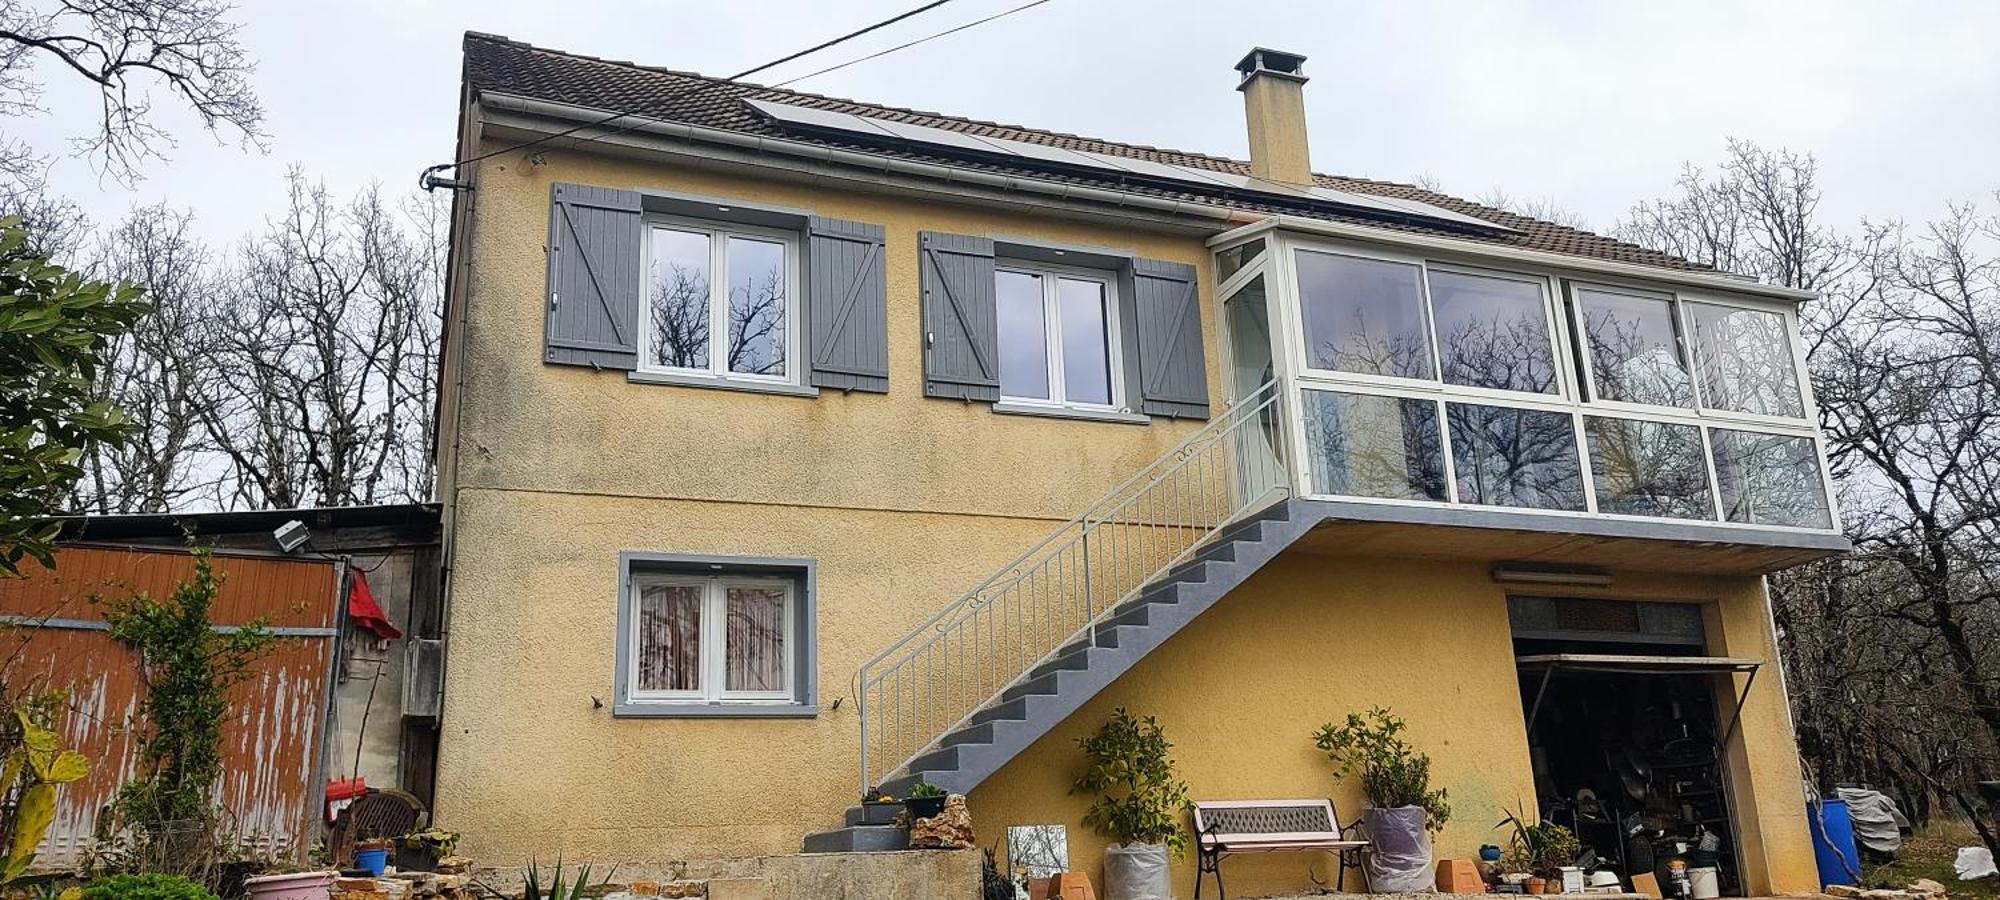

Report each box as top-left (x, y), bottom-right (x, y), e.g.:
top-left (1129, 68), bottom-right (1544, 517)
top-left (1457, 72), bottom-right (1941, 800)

top-left (431, 33), bottom-right (1846, 897)
top-left (11, 504), bottom-right (441, 868)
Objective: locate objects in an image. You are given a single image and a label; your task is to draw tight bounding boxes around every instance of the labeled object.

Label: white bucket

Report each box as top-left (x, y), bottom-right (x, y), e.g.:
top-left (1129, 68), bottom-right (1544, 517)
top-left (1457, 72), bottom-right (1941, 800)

top-left (1689, 866), bottom-right (1720, 899)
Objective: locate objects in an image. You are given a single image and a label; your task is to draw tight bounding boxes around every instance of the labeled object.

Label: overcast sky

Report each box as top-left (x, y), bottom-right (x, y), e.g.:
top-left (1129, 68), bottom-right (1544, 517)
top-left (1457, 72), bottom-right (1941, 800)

top-left (13, 0), bottom-right (1998, 251)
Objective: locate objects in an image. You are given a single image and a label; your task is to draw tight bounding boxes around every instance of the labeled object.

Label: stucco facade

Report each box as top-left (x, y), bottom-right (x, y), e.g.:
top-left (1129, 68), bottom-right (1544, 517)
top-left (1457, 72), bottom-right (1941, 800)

top-left (433, 73), bottom-right (1827, 895)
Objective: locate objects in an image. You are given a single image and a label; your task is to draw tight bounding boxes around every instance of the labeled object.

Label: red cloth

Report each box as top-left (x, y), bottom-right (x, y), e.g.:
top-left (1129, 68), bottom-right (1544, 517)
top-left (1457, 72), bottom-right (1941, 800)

top-left (348, 570), bottom-right (402, 640)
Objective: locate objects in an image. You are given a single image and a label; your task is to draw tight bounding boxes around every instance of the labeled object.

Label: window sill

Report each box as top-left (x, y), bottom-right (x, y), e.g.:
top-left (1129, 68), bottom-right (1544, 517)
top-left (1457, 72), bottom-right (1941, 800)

top-left (613, 702), bottom-right (819, 719)
top-left (992, 401), bottom-right (1151, 426)
top-left (628, 370), bottom-right (820, 398)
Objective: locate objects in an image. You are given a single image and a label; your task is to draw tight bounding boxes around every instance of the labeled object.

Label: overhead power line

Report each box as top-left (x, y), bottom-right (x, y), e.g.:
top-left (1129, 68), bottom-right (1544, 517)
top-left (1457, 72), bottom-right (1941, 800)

top-left (422, 0), bottom-right (1058, 190)
top-left (771, 0), bottom-right (1057, 88)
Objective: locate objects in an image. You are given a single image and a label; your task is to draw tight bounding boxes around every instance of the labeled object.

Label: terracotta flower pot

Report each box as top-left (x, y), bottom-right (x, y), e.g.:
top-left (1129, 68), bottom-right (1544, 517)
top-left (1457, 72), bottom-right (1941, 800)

top-left (1525, 877), bottom-right (1547, 895)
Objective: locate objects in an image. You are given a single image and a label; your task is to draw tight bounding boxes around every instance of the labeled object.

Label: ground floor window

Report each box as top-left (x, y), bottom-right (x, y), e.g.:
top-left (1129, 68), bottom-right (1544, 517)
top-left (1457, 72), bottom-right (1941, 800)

top-left (616, 554), bottom-right (815, 716)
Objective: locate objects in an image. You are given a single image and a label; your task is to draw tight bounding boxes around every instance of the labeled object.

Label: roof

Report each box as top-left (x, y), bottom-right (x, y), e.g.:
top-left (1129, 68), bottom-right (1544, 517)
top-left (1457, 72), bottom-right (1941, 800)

top-left (460, 31), bottom-right (1711, 274)
top-left (52, 503), bottom-right (441, 549)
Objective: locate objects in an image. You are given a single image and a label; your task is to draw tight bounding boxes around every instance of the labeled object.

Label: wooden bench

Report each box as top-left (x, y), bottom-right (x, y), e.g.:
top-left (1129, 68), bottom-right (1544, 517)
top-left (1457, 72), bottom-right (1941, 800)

top-left (1192, 798), bottom-right (1369, 900)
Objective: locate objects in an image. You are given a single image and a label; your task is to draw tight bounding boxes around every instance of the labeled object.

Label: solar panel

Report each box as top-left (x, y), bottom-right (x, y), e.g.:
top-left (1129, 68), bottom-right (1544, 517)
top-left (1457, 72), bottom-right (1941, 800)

top-left (745, 98), bottom-right (1514, 232)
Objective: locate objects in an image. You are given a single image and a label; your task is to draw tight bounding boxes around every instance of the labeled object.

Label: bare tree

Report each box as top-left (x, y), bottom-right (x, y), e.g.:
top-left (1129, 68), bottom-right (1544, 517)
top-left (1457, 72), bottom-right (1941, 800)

top-left (194, 170), bottom-right (440, 509)
top-left (0, 0), bottom-right (264, 184)
top-left (72, 202), bottom-right (217, 511)
top-left (1620, 141), bottom-right (2000, 830)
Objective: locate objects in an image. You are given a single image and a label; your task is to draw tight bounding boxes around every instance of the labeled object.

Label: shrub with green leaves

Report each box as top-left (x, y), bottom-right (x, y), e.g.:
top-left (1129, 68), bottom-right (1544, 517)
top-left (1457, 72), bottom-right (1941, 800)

top-left (1313, 706), bottom-right (1452, 831)
top-left (0, 216), bottom-right (149, 575)
top-left (80, 873), bottom-right (218, 900)
top-left (1071, 708), bottom-right (1192, 856)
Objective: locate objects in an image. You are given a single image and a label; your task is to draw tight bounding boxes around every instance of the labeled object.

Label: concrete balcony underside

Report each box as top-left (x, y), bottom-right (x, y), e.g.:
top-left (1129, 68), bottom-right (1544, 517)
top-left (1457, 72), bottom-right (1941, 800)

top-left (1288, 498), bottom-right (1851, 575)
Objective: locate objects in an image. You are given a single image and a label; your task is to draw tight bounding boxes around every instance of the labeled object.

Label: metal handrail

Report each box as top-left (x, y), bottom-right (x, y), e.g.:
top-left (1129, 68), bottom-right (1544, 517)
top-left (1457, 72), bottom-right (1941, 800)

top-left (855, 378), bottom-right (1293, 794)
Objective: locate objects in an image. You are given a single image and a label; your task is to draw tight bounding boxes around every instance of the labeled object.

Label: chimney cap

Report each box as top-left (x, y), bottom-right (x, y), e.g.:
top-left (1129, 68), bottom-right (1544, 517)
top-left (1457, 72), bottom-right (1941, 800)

top-left (1235, 47), bottom-right (1308, 86)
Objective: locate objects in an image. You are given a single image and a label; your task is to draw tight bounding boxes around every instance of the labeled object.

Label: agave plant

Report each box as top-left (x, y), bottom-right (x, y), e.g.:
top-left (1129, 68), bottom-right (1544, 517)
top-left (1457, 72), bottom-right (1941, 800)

top-left (476, 858), bottom-right (602, 900)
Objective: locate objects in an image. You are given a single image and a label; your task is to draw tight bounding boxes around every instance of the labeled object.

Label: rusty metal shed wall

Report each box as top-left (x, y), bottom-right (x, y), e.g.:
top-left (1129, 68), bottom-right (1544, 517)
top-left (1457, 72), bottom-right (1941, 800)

top-left (0, 545), bottom-right (340, 868)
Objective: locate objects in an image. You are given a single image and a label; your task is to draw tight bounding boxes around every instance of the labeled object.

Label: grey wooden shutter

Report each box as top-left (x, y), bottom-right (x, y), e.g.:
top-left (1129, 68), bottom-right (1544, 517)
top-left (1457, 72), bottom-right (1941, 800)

top-left (1132, 258), bottom-right (1210, 419)
top-left (545, 183), bottom-right (643, 370)
top-left (806, 217), bottom-right (888, 393)
top-left (919, 232), bottom-right (1000, 401)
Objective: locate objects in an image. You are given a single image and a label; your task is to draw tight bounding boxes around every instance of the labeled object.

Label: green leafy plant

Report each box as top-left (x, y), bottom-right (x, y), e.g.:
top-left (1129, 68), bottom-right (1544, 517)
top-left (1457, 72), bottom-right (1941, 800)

top-left (2, 692), bottom-right (92, 883)
top-left (0, 216), bottom-right (149, 576)
top-left (79, 873), bottom-right (217, 900)
top-left (97, 544), bottom-right (275, 863)
top-left (1496, 807), bottom-right (1581, 877)
top-left (1313, 706), bottom-right (1451, 831)
top-left (1071, 708), bottom-right (1193, 857)
top-left (397, 828), bottom-right (459, 859)
top-left (907, 782), bottom-right (946, 800)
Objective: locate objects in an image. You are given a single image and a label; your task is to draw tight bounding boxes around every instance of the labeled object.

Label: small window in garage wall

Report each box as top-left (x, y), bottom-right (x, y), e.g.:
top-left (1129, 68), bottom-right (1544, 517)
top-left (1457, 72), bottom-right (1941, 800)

top-left (614, 553), bottom-right (817, 717)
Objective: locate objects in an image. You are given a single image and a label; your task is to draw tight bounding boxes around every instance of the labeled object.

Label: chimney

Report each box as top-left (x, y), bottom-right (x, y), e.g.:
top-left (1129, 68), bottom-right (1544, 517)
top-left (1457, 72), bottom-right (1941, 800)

top-left (1235, 48), bottom-right (1313, 186)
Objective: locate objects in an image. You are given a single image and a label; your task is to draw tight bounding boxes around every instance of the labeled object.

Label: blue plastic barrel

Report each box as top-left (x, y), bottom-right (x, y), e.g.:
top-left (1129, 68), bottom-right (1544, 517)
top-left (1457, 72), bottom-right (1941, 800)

top-left (1809, 797), bottom-right (1862, 887)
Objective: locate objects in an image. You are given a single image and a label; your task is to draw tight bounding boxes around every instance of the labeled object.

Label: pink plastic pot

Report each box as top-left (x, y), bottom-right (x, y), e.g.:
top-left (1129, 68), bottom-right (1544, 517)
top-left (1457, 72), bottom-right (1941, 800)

top-left (243, 871), bottom-right (336, 900)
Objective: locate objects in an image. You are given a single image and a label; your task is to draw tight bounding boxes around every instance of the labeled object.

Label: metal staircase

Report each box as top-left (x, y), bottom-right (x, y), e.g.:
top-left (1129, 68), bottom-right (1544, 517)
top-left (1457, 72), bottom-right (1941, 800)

top-left (805, 380), bottom-right (1312, 853)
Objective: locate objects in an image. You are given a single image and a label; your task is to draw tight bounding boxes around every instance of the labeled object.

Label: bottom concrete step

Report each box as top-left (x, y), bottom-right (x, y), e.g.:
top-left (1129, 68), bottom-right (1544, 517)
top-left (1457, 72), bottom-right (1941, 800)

top-left (803, 823), bottom-right (909, 853)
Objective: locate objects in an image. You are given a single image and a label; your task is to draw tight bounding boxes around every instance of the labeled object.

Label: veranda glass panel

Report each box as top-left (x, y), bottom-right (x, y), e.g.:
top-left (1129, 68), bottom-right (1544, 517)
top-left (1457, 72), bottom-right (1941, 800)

top-left (1057, 278), bottom-right (1113, 406)
top-left (1430, 270), bottom-right (1558, 394)
top-left (1302, 389), bottom-right (1446, 501)
top-left (1215, 238), bottom-right (1266, 282)
top-left (1584, 417), bottom-right (1713, 520)
top-left (1447, 402), bottom-right (1586, 510)
top-left (1575, 287), bottom-right (1693, 408)
top-left (1710, 428), bottom-right (1831, 528)
top-left (1224, 275), bottom-right (1273, 397)
top-left (725, 585), bottom-right (787, 693)
top-left (997, 270), bottom-right (1050, 400)
top-left (1687, 302), bottom-right (1805, 418)
top-left (648, 228), bottom-right (711, 370)
top-left (1296, 250), bottom-right (1434, 380)
top-left (635, 582), bottom-right (702, 693)
top-left (724, 236), bottom-right (788, 376)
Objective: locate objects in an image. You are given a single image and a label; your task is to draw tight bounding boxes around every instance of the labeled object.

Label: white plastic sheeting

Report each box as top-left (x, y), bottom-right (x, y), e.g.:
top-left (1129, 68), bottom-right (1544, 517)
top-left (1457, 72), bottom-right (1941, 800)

top-left (1955, 847), bottom-right (1997, 880)
top-left (1836, 788), bottom-right (1908, 854)
top-left (1364, 806), bottom-right (1438, 892)
top-left (1102, 842), bottom-right (1171, 900)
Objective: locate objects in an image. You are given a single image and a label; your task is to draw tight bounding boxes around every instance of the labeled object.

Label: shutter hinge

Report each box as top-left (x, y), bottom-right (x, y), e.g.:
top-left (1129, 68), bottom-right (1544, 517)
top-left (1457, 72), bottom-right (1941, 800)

top-left (550, 291), bottom-right (559, 310)
top-left (925, 331), bottom-right (934, 347)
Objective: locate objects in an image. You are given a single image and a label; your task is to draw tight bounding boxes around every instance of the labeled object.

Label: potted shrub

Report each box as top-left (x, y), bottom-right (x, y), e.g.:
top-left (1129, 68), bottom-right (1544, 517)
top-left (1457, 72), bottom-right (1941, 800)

top-left (394, 829), bottom-right (459, 872)
top-left (1313, 707), bottom-right (1451, 892)
top-left (1498, 809), bottom-right (1580, 895)
top-left (905, 782), bottom-right (949, 820)
top-left (1071, 708), bottom-right (1190, 900)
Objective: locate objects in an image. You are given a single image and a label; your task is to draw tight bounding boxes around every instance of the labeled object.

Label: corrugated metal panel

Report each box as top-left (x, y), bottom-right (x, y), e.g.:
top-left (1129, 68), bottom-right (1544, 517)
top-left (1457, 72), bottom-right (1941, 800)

top-left (0, 546), bottom-right (339, 868)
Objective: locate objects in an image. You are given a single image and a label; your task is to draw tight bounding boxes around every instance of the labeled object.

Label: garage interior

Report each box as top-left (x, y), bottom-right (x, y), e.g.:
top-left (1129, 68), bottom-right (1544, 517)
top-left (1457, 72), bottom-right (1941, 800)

top-left (1509, 595), bottom-right (1759, 898)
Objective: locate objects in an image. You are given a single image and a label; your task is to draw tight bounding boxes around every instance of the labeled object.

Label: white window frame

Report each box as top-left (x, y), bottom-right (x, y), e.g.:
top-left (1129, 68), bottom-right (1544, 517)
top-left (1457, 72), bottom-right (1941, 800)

top-left (994, 261), bottom-right (1127, 412)
top-left (1678, 294), bottom-right (1812, 427)
top-left (1250, 231), bottom-right (1841, 534)
top-left (625, 572), bottom-right (796, 705)
top-left (638, 216), bottom-right (802, 386)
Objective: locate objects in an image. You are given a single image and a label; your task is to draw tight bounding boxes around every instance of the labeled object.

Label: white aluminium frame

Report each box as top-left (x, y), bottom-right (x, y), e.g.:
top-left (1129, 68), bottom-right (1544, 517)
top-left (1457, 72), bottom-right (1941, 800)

top-left (1222, 227), bottom-right (1842, 536)
top-left (626, 573), bottom-right (797, 705)
top-left (638, 215), bottom-right (803, 386)
top-left (994, 260), bottom-right (1127, 413)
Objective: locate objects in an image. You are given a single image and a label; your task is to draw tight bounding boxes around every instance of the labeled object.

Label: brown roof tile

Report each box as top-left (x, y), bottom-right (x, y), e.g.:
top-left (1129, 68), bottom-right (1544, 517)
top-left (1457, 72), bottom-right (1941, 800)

top-left (462, 32), bottom-right (1710, 273)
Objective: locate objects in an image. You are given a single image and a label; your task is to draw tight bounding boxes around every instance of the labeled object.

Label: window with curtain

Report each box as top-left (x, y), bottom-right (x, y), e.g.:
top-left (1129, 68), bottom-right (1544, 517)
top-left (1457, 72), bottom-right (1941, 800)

top-left (627, 572), bottom-right (796, 704)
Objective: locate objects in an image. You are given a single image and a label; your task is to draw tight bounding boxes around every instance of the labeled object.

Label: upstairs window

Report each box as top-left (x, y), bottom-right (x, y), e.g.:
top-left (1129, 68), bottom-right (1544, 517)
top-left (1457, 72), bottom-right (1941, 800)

top-left (1686, 301), bottom-right (1805, 418)
top-left (1296, 250), bottom-right (1434, 380)
top-left (1573, 285), bottom-right (1695, 408)
top-left (996, 265), bottom-right (1121, 410)
top-left (1429, 269), bottom-right (1559, 395)
top-left (644, 220), bottom-right (798, 384)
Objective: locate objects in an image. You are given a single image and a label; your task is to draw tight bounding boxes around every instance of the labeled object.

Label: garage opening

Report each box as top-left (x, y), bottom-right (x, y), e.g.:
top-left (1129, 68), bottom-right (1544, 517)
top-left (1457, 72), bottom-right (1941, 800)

top-left (1509, 596), bottom-right (1758, 898)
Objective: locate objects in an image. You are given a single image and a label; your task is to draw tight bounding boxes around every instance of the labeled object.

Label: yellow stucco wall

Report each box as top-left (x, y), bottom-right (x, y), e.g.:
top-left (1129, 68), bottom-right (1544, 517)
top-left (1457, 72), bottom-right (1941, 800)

top-left (433, 133), bottom-right (1817, 893)
top-left (967, 557), bottom-right (1817, 898)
